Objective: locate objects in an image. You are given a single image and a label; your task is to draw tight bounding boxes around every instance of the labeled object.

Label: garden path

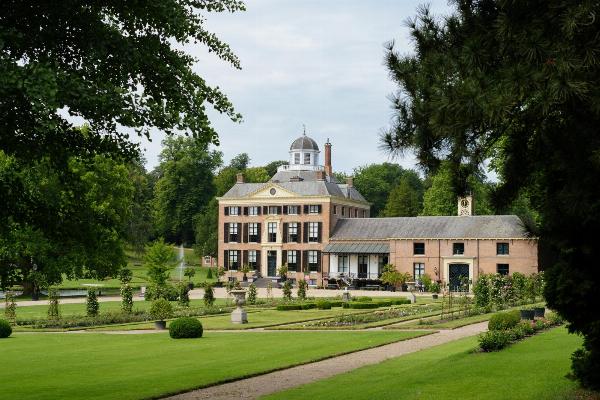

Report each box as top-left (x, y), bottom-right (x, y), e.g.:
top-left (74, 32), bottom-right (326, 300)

top-left (162, 321), bottom-right (488, 400)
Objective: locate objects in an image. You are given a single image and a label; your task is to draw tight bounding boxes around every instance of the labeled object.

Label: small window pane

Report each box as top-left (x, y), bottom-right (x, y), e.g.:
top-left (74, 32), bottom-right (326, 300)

top-left (453, 243), bottom-right (464, 255)
top-left (497, 242), bottom-right (509, 255)
top-left (497, 264), bottom-right (509, 275)
top-left (413, 243), bottom-right (425, 255)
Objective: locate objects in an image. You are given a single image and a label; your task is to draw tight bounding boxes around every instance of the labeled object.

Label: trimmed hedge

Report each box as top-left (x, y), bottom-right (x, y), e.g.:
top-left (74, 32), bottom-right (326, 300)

top-left (479, 314), bottom-right (563, 352)
top-left (316, 300), bottom-right (332, 310)
top-left (488, 310), bottom-right (521, 331)
top-left (375, 300), bottom-right (392, 307)
top-left (329, 301), bottom-right (343, 308)
top-left (390, 298), bottom-right (411, 305)
top-left (353, 296), bottom-right (372, 302)
top-left (169, 317), bottom-right (203, 339)
top-left (342, 302), bottom-right (380, 309)
top-left (0, 319), bottom-right (12, 338)
top-left (301, 303), bottom-right (316, 310)
top-left (276, 304), bottom-right (302, 311)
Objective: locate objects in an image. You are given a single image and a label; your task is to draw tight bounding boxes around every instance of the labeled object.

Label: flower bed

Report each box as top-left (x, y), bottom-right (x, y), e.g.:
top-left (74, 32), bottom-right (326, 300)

top-left (301, 305), bottom-right (439, 328)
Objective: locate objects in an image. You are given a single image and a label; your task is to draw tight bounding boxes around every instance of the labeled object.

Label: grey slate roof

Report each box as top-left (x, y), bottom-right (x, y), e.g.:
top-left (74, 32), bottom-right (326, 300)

top-left (330, 215), bottom-right (530, 240)
top-left (270, 170), bottom-right (336, 183)
top-left (323, 242), bottom-right (390, 254)
top-left (290, 135), bottom-right (319, 151)
top-left (338, 184), bottom-right (367, 202)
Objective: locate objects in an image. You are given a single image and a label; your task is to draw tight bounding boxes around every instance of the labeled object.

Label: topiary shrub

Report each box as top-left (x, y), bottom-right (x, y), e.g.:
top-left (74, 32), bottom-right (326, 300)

top-left (478, 330), bottom-right (511, 352)
top-left (488, 310), bottom-right (521, 331)
top-left (276, 304), bottom-right (302, 311)
top-left (169, 317), bottom-right (203, 339)
top-left (86, 288), bottom-right (99, 317)
top-left (316, 300), bottom-right (332, 310)
top-left (150, 298), bottom-right (174, 321)
top-left (0, 319), bottom-right (12, 338)
top-left (247, 283), bottom-right (257, 305)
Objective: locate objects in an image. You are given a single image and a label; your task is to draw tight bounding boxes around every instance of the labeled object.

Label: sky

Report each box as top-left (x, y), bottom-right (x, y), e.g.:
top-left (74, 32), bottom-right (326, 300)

top-left (139, 0), bottom-right (453, 174)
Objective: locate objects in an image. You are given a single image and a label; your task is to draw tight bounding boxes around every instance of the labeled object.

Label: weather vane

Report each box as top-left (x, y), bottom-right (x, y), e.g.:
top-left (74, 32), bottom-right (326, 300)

top-left (302, 124), bottom-right (306, 135)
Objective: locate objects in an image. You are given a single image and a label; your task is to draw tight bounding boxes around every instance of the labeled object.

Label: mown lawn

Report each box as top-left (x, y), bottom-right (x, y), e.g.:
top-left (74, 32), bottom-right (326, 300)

top-left (0, 331), bottom-right (427, 400)
top-left (264, 327), bottom-right (582, 400)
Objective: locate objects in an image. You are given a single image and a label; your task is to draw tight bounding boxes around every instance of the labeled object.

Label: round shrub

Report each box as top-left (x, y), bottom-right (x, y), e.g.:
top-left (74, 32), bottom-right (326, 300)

top-left (0, 319), bottom-right (12, 338)
top-left (169, 317), bottom-right (203, 339)
top-left (149, 298), bottom-right (174, 321)
top-left (478, 330), bottom-right (511, 352)
top-left (488, 310), bottom-right (521, 331)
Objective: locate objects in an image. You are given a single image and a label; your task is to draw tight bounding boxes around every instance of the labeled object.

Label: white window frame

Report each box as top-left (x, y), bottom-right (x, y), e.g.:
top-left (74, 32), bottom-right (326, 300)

top-left (268, 206), bottom-right (279, 215)
top-left (228, 251), bottom-right (239, 270)
top-left (308, 222), bottom-right (319, 242)
top-left (267, 222), bottom-right (277, 242)
top-left (248, 223), bottom-right (258, 242)
top-left (308, 250), bottom-right (318, 272)
top-left (304, 153), bottom-right (311, 165)
top-left (414, 262), bottom-right (425, 280)
top-left (229, 206), bottom-right (239, 216)
top-left (287, 205), bottom-right (299, 215)
top-left (288, 222), bottom-right (298, 242)
top-left (294, 153), bottom-right (300, 164)
top-left (248, 206), bottom-right (259, 216)
top-left (308, 204), bottom-right (319, 214)
top-left (229, 223), bottom-right (239, 242)
top-left (338, 255), bottom-right (349, 273)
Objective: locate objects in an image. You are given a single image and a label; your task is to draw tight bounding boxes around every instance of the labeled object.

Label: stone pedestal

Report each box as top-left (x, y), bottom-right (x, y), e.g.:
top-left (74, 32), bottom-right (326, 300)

top-left (230, 289), bottom-right (248, 324)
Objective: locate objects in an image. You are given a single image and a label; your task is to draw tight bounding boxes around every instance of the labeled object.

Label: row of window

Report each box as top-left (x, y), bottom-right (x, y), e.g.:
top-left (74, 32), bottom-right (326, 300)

top-left (223, 249), bottom-right (321, 272)
top-left (332, 204), bottom-right (367, 218)
top-left (224, 222), bottom-right (322, 243)
top-left (224, 205), bottom-right (322, 216)
top-left (336, 260), bottom-right (510, 279)
top-left (413, 242), bottom-right (510, 256)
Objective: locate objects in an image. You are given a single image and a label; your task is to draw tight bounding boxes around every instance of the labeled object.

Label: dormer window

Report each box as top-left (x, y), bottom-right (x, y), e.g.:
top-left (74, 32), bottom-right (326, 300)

top-left (304, 153), bottom-right (311, 164)
top-left (294, 153), bottom-right (300, 164)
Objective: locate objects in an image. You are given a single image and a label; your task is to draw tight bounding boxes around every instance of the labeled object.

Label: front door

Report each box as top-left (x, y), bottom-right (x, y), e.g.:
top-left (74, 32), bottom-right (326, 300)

top-left (267, 251), bottom-right (277, 277)
top-left (449, 263), bottom-right (470, 291)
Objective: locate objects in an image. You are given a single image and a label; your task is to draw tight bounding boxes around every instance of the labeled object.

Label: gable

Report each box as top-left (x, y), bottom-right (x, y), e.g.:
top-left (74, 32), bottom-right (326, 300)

top-left (249, 183), bottom-right (298, 198)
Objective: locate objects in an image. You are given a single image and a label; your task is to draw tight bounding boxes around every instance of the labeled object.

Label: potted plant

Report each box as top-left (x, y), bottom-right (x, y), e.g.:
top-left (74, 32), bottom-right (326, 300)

top-left (241, 264), bottom-right (251, 282)
top-left (150, 298), bottom-right (174, 330)
top-left (430, 282), bottom-right (441, 299)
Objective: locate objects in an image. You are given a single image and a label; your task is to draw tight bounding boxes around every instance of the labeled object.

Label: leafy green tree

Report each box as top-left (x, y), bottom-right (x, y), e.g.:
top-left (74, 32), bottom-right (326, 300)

top-left (0, 1), bottom-right (243, 287)
top-left (144, 240), bottom-right (175, 286)
top-left (125, 159), bottom-right (155, 255)
top-left (381, 1), bottom-right (600, 387)
top-left (194, 198), bottom-right (219, 258)
top-left (352, 163), bottom-right (405, 216)
top-left (264, 161), bottom-right (287, 177)
top-left (382, 172), bottom-right (423, 217)
top-left (244, 167), bottom-right (270, 183)
top-left (152, 137), bottom-right (222, 244)
top-left (86, 288), bottom-right (99, 317)
top-left (229, 153), bottom-right (250, 170)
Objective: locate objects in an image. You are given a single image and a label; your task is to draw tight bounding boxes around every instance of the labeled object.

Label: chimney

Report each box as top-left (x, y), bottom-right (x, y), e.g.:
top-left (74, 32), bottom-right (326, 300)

top-left (236, 173), bottom-right (244, 184)
top-left (324, 139), bottom-right (332, 176)
top-left (457, 194), bottom-right (473, 216)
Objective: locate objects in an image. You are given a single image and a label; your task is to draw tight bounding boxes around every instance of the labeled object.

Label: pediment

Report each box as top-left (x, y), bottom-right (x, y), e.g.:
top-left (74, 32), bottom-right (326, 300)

top-left (249, 183), bottom-right (297, 198)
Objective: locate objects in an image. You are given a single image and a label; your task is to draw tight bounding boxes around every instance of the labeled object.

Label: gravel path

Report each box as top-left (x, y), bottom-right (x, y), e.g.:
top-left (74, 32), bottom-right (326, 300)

top-left (163, 321), bottom-right (488, 400)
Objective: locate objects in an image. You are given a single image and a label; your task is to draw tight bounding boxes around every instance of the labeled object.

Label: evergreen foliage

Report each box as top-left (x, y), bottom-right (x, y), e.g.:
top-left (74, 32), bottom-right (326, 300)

top-left (86, 288), bottom-right (99, 317)
top-left (382, 1), bottom-right (600, 386)
top-left (47, 287), bottom-right (60, 320)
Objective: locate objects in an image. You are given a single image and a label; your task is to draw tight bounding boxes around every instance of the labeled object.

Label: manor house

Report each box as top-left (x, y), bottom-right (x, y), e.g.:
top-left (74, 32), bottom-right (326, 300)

top-left (217, 133), bottom-right (538, 289)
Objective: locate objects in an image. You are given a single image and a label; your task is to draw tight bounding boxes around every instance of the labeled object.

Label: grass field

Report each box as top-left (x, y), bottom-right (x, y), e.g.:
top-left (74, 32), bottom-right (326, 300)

top-left (0, 330), bottom-right (428, 400)
top-left (264, 327), bottom-right (582, 400)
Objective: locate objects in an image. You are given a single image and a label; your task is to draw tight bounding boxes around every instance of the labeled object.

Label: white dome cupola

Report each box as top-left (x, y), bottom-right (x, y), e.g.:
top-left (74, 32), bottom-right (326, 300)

top-left (287, 131), bottom-right (320, 170)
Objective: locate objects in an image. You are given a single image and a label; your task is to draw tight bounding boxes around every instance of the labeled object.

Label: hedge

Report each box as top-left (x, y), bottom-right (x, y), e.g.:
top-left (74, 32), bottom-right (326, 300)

top-left (276, 304), bottom-right (303, 311)
top-left (390, 298), bottom-right (411, 305)
top-left (342, 302), bottom-right (380, 309)
top-left (0, 319), bottom-right (12, 338)
top-left (488, 310), bottom-right (521, 331)
top-left (316, 300), bottom-right (331, 310)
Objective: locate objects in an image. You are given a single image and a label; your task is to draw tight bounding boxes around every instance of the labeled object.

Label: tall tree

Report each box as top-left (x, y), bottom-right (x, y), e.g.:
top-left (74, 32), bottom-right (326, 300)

top-left (0, 1), bottom-right (244, 284)
top-left (382, 172), bottom-right (423, 217)
top-left (152, 137), bottom-right (222, 244)
top-left (352, 163), bottom-right (405, 216)
top-left (125, 158), bottom-right (154, 255)
top-left (264, 160), bottom-right (287, 177)
top-left (382, 1), bottom-right (600, 387)
top-left (194, 198), bottom-right (219, 258)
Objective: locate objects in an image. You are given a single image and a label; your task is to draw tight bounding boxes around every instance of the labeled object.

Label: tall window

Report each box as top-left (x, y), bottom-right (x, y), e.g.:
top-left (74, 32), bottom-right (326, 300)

top-left (362, 210), bottom-right (366, 218)
top-left (304, 153), bottom-right (311, 164)
top-left (308, 204), bottom-right (320, 214)
top-left (228, 251), bottom-right (239, 270)
top-left (453, 243), bottom-right (465, 255)
top-left (414, 263), bottom-right (425, 280)
top-left (413, 242), bottom-right (425, 255)
top-left (287, 250), bottom-right (298, 272)
top-left (333, 205), bottom-right (338, 214)
top-left (288, 222), bottom-right (298, 242)
top-left (497, 264), bottom-right (509, 275)
top-left (228, 223), bottom-right (239, 242)
top-left (248, 206), bottom-right (259, 216)
top-left (287, 205), bottom-right (299, 215)
top-left (248, 223), bottom-right (259, 242)
top-left (229, 206), bottom-right (239, 216)
top-left (248, 250), bottom-right (257, 269)
top-left (341, 207), bottom-right (346, 217)
top-left (378, 255), bottom-right (388, 275)
top-left (294, 153), bottom-right (300, 164)
top-left (358, 255), bottom-right (368, 278)
top-left (354, 209), bottom-right (358, 218)
top-left (308, 250), bottom-right (319, 272)
top-left (338, 255), bottom-right (349, 273)
top-left (497, 242), bottom-right (509, 255)
top-left (268, 206), bottom-right (279, 215)
top-left (308, 222), bottom-right (319, 242)
top-left (267, 222), bottom-right (277, 242)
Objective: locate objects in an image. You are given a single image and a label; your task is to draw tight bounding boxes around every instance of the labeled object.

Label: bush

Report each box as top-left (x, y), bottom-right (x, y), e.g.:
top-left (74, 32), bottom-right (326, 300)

top-left (169, 317), bottom-right (203, 339)
top-left (391, 298), bottom-right (411, 305)
top-left (145, 284), bottom-right (178, 301)
top-left (421, 274), bottom-right (432, 291)
top-left (282, 280), bottom-right (292, 301)
top-left (276, 304), bottom-right (302, 311)
top-left (149, 299), bottom-right (174, 321)
top-left (375, 300), bottom-right (393, 307)
top-left (0, 319), bottom-right (12, 338)
top-left (571, 347), bottom-right (600, 391)
top-left (203, 283), bottom-right (215, 307)
top-left (177, 282), bottom-right (190, 307)
top-left (354, 296), bottom-right (372, 302)
top-left (316, 300), bottom-right (332, 310)
top-left (247, 283), bottom-right (257, 305)
top-left (488, 310), bottom-right (521, 331)
top-left (86, 288), bottom-right (99, 317)
top-left (479, 330), bottom-right (511, 352)
top-left (206, 267), bottom-right (213, 279)
top-left (343, 302), bottom-right (380, 309)
top-left (297, 280), bottom-right (308, 301)
top-left (4, 291), bottom-right (16, 323)
top-left (121, 284), bottom-right (133, 313)
top-left (517, 320), bottom-right (535, 336)
top-left (47, 288), bottom-right (60, 320)
top-left (300, 303), bottom-right (316, 310)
